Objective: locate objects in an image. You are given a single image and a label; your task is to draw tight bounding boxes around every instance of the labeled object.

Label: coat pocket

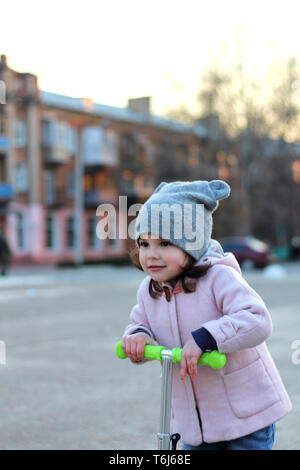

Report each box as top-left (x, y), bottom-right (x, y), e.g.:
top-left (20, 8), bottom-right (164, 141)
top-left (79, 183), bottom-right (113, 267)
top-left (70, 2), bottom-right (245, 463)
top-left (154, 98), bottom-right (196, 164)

top-left (222, 358), bottom-right (281, 418)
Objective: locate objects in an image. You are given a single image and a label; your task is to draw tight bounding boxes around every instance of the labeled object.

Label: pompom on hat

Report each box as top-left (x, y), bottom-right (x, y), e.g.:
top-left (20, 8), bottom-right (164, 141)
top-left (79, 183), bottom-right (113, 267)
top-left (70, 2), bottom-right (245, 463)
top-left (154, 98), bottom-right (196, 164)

top-left (135, 179), bottom-right (230, 260)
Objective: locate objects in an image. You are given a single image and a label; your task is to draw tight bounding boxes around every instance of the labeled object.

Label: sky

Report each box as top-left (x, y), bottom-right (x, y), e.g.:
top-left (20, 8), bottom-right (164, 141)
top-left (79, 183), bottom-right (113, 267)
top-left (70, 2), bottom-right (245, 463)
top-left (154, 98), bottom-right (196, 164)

top-left (1, 0), bottom-right (300, 117)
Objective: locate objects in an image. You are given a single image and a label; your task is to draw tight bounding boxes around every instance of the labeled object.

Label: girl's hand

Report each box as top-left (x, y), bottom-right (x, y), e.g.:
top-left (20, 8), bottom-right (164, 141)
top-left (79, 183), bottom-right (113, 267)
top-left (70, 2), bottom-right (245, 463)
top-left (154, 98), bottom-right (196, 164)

top-left (121, 333), bottom-right (158, 363)
top-left (180, 337), bottom-right (202, 383)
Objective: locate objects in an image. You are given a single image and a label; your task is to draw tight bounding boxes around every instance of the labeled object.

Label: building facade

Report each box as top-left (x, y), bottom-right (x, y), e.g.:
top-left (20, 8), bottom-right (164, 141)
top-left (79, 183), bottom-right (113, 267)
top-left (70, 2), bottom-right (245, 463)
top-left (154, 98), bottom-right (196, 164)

top-left (0, 55), bottom-right (214, 265)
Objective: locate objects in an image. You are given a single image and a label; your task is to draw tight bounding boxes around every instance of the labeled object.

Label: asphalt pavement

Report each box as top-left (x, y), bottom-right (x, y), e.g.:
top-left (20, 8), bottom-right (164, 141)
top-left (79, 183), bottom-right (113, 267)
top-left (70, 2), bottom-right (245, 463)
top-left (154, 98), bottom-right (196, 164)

top-left (0, 262), bottom-right (298, 450)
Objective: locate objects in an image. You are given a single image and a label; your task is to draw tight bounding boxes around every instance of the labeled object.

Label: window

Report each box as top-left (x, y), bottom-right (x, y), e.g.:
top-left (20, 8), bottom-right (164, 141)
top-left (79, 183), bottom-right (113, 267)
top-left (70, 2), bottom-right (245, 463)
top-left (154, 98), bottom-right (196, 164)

top-left (15, 164), bottom-right (28, 192)
top-left (83, 174), bottom-right (92, 191)
top-left (108, 237), bottom-right (119, 249)
top-left (66, 171), bottom-right (74, 197)
top-left (42, 120), bottom-right (52, 146)
top-left (15, 120), bottom-right (27, 147)
top-left (45, 214), bottom-right (58, 251)
top-left (66, 215), bottom-right (75, 249)
top-left (102, 129), bottom-right (119, 165)
top-left (82, 126), bottom-right (103, 165)
top-left (44, 171), bottom-right (54, 204)
top-left (56, 121), bottom-right (67, 148)
top-left (42, 120), bottom-right (77, 156)
top-left (87, 216), bottom-right (103, 250)
top-left (66, 126), bottom-right (77, 155)
top-left (0, 117), bottom-right (5, 134)
top-left (107, 214), bottom-right (119, 249)
top-left (14, 78), bottom-right (22, 91)
top-left (16, 212), bottom-right (25, 250)
top-left (95, 172), bottom-right (107, 191)
top-left (292, 160), bottom-right (300, 183)
top-left (121, 170), bottom-right (134, 193)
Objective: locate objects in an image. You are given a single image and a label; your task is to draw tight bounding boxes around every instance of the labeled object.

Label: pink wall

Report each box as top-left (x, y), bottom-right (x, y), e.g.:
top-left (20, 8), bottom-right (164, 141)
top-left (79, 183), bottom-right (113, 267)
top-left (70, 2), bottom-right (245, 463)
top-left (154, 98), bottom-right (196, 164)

top-left (7, 203), bottom-right (128, 265)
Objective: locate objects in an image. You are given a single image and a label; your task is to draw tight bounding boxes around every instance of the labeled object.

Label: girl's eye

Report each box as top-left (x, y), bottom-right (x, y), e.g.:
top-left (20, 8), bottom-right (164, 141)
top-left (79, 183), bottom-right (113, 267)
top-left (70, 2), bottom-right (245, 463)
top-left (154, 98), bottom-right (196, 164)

top-left (139, 241), bottom-right (170, 248)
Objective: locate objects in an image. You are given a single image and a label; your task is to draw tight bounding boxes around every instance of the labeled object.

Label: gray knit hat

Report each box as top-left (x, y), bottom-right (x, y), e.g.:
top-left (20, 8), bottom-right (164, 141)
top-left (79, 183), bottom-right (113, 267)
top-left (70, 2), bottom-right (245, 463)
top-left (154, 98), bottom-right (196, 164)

top-left (135, 179), bottom-right (230, 260)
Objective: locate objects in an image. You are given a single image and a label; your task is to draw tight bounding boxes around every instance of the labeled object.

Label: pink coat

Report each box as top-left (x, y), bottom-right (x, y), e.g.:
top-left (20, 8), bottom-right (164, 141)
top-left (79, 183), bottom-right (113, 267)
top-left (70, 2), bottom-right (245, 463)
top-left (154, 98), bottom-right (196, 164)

top-left (124, 247), bottom-right (292, 445)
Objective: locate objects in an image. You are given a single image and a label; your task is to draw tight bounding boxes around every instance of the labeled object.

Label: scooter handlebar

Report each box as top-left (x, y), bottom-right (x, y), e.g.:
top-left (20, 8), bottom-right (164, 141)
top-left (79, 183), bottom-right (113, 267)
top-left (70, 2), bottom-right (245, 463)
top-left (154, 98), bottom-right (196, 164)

top-left (115, 341), bottom-right (226, 370)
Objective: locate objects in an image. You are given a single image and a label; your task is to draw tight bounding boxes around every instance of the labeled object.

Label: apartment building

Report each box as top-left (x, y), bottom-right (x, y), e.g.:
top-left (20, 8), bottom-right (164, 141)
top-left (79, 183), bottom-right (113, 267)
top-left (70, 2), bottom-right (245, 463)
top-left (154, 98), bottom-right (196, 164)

top-left (0, 55), bottom-right (212, 265)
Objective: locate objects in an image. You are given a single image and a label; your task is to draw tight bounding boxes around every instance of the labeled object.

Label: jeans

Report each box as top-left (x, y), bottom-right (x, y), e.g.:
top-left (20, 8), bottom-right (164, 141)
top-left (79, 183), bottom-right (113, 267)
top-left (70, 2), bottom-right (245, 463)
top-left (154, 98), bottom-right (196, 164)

top-left (182, 424), bottom-right (275, 450)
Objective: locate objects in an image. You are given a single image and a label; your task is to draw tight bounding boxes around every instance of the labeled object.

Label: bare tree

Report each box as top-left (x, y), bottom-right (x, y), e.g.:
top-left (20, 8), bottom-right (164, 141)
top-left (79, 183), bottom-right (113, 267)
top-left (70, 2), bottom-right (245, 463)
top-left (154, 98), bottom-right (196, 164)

top-left (267, 57), bottom-right (300, 142)
top-left (163, 45), bottom-right (300, 245)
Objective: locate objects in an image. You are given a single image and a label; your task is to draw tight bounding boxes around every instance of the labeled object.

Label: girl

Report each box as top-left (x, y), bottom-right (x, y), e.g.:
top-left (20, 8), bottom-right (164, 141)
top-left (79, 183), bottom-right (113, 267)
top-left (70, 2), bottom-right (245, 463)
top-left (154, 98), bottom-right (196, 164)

top-left (121, 180), bottom-right (292, 450)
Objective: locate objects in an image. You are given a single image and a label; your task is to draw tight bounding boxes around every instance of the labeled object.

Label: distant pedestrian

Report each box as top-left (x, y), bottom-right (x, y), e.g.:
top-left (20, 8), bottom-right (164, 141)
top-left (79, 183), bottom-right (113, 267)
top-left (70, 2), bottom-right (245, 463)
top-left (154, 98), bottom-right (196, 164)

top-left (290, 236), bottom-right (300, 260)
top-left (121, 179), bottom-right (292, 450)
top-left (0, 234), bottom-right (11, 275)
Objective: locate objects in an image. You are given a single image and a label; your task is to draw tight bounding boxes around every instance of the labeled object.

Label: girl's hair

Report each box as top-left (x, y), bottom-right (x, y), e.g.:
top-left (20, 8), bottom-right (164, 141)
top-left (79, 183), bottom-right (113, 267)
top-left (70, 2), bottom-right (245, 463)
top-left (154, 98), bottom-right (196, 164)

top-left (129, 240), bottom-right (211, 300)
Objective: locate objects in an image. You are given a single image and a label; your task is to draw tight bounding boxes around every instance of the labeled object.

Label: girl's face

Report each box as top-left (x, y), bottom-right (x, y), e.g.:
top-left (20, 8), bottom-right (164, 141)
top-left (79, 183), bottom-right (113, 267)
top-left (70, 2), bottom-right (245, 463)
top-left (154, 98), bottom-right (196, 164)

top-left (138, 233), bottom-right (189, 283)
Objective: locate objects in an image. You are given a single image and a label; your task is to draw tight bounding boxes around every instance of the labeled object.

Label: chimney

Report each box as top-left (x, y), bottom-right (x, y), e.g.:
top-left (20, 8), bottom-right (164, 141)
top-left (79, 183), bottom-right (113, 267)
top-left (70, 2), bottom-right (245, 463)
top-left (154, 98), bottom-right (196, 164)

top-left (127, 96), bottom-right (151, 115)
top-left (0, 55), bottom-right (7, 70)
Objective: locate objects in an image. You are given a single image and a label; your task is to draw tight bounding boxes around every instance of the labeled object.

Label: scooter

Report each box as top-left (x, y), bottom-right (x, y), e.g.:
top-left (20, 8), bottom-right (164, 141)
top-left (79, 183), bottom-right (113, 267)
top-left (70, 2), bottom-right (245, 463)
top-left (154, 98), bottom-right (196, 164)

top-left (115, 341), bottom-right (226, 450)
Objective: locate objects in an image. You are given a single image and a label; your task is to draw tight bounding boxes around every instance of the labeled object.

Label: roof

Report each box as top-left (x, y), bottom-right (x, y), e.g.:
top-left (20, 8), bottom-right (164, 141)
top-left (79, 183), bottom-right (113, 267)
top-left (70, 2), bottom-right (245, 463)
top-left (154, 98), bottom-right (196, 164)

top-left (40, 91), bottom-right (209, 138)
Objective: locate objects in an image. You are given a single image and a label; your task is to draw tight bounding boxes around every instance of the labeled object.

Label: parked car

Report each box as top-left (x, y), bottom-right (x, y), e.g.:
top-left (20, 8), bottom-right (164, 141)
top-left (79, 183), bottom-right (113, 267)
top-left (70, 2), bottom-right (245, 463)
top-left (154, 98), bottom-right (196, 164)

top-left (219, 236), bottom-right (274, 269)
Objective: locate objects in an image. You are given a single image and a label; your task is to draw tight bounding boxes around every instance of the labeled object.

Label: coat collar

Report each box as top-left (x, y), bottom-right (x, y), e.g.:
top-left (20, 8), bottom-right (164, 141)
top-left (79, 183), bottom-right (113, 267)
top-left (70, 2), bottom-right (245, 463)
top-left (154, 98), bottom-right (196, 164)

top-left (158, 256), bottom-right (211, 301)
top-left (160, 278), bottom-right (197, 301)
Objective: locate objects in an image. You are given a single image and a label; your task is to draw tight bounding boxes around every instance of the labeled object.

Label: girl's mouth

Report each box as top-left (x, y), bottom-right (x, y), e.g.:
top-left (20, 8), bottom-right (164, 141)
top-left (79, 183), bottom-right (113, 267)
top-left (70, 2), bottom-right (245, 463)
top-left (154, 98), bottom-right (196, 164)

top-left (148, 266), bottom-right (166, 271)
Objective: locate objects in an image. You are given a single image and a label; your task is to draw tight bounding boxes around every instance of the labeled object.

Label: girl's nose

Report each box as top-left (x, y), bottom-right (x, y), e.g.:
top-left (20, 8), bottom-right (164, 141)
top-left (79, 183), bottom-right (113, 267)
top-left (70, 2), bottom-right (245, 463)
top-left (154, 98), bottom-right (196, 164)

top-left (148, 247), bottom-right (159, 259)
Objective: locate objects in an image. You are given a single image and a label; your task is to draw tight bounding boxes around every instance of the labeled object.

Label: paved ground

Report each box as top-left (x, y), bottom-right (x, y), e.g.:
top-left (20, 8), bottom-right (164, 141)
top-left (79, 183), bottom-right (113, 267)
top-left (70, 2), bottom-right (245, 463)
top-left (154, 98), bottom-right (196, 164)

top-left (0, 262), bottom-right (299, 450)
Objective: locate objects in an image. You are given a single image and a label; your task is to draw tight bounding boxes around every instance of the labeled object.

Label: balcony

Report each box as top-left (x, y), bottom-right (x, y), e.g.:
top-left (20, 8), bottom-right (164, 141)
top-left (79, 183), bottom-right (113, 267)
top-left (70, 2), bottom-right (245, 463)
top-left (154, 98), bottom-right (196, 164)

top-left (84, 190), bottom-right (117, 208)
top-left (0, 183), bottom-right (14, 201)
top-left (0, 136), bottom-right (8, 150)
top-left (82, 126), bottom-right (118, 168)
top-left (43, 145), bottom-right (69, 165)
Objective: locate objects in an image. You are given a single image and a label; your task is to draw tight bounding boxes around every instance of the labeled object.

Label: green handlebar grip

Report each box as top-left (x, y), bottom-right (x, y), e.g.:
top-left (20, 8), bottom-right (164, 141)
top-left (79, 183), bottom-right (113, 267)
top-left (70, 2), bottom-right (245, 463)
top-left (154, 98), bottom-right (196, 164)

top-left (143, 345), bottom-right (166, 361)
top-left (115, 341), bottom-right (226, 370)
top-left (171, 347), bottom-right (226, 370)
top-left (115, 341), bottom-right (165, 361)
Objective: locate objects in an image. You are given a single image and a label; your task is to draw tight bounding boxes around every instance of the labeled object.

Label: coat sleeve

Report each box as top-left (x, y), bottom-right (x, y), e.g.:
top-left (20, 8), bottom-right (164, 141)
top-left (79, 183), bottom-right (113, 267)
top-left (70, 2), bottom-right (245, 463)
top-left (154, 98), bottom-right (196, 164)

top-left (123, 278), bottom-right (155, 340)
top-left (201, 266), bottom-right (273, 354)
